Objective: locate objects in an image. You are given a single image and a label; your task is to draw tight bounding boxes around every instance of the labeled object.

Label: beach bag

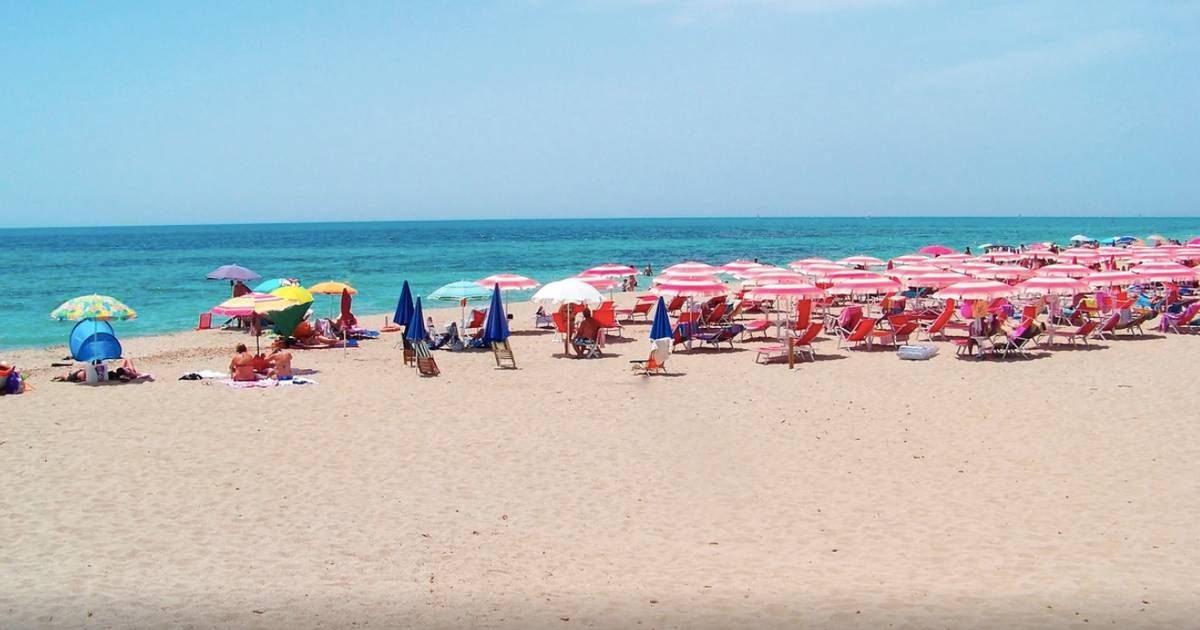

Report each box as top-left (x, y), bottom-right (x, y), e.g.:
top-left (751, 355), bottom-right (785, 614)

top-left (897, 344), bottom-right (939, 361)
top-left (4, 370), bottom-right (24, 394)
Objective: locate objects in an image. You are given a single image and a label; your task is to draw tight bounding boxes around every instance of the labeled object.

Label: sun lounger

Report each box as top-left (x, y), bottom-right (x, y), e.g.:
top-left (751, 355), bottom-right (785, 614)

top-left (615, 300), bottom-right (653, 322)
top-left (491, 340), bottom-right (517, 369)
top-left (838, 317), bottom-right (877, 350)
top-left (1091, 312), bottom-right (1120, 340)
top-left (414, 341), bottom-right (440, 376)
top-left (693, 324), bottom-right (743, 349)
top-left (740, 318), bottom-right (773, 340)
top-left (1159, 303), bottom-right (1200, 334)
top-left (1116, 310), bottom-right (1154, 335)
top-left (196, 312), bottom-right (212, 330)
top-left (1056, 319), bottom-right (1098, 345)
top-left (592, 306), bottom-right (623, 337)
top-left (919, 300), bottom-right (956, 341)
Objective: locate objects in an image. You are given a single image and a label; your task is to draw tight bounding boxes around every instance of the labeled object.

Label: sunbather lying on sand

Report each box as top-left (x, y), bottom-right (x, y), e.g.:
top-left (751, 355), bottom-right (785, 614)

top-left (53, 359), bottom-right (143, 383)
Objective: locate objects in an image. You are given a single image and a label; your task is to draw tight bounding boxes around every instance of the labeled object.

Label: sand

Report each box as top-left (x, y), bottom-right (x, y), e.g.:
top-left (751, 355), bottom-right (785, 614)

top-left (2, 295), bottom-right (1199, 629)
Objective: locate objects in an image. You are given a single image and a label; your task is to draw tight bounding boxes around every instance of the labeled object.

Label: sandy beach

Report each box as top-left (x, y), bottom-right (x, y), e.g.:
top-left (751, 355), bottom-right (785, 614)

top-left (2, 294), bottom-right (1198, 629)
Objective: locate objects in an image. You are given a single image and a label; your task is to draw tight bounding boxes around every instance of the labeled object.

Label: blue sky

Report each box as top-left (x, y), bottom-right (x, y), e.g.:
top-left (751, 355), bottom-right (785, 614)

top-left (1, 1), bottom-right (1197, 226)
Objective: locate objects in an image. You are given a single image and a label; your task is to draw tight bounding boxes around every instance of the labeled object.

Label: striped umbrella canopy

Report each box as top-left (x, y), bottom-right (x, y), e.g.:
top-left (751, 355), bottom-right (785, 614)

top-left (919, 245), bottom-right (956, 256)
top-left (888, 264), bottom-right (941, 280)
top-left (827, 276), bottom-right (901, 296)
top-left (721, 260), bottom-right (762, 273)
top-left (1096, 246), bottom-right (1128, 256)
top-left (889, 254), bottom-right (930, 265)
top-left (1187, 237), bottom-right (1200, 247)
top-left (824, 269), bottom-right (880, 280)
top-left (837, 255), bottom-right (885, 267)
top-left (972, 265), bottom-right (1034, 282)
top-left (977, 251), bottom-right (1022, 263)
top-left (51, 294), bottom-right (138, 321)
top-left (788, 257), bottom-right (833, 269)
top-left (211, 292), bottom-right (297, 317)
top-left (1130, 262), bottom-right (1199, 282)
top-left (653, 277), bottom-right (728, 298)
top-left (1035, 263), bottom-right (1092, 278)
top-left (1085, 271), bottom-right (1141, 288)
top-left (797, 263), bottom-right (851, 278)
top-left (1129, 249), bottom-right (1174, 261)
top-left (728, 264), bottom-right (770, 279)
top-left (580, 264), bottom-right (638, 278)
top-left (1015, 277), bottom-right (1090, 296)
top-left (1174, 248), bottom-right (1200, 261)
top-left (960, 261), bottom-right (994, 272)
top-left (652, 272), bottom-right (718, 284)
top-left (576, 274), bottom-right (619, 290)
top-left (933, 280), bottom-right (1015, 301)
top-left (741, 268), bottom-right (806, 285)
top-left (905, 271), bottom-right (969, 288)
top-left (928, 254), bottom-right (973, 268)
top-left (429, 280), bottom-right (492, 302)
top-left (663, 261), bottom-right (719, 275)
top-left (746, 282), bottom-right (826, 299)
top-left (477, 274), bottom-right (540, 291)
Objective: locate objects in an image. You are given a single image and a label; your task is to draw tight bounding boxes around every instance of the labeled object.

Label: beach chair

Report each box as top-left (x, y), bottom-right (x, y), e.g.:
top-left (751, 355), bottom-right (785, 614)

top-left (414, 341), bottom-right (440, 376)
top-left (789, 322), bottom-right (823, 361)
top-left (838, 317), bottom-right (877, 350)
top-left (871, 316), bottom-right (918, 348)
top-left (593, 304), bottom-right (624, 337)
top-left (703, 302), bottom-right (728, 326)
top-left (919, 300), bottom-right (955, 341)
top-left (465, 309), bottom-right (487, 333)
top-left (196, 312), bottom-right (212, 330)
top-left (1116, 310), bottom-right (1154, 336)
top-left (615, 300), bottom-right (653, 322)
top-left (1159, 303), bottom-right (1200, 334)
top-left (993, 322), bottom-right (1037, 358)
top-left (1056, 319), bottom-right (1098, 345)
top-left (666, 295), bottom-right (688, 315)
top-left (793, 299), bottom-right (813, 330)
top-left (491, 340), bottom-right (517, 369)
top-left (552, 311), bottom-right (570, 339)
top-left (830, 306), bottom-right (864, 342)
top-left (694, 324), bottom-right (743, 349)
top-left (740, 318), bottom-right (773, 340)
top-left (1092, 312), bottom-right (1120, 340)
top-left (534, 307), bottom-right (555, 329)
top-left (672, 313), bottom-right (699, 348)
top-left (630, 338), bottom-right (671, 375)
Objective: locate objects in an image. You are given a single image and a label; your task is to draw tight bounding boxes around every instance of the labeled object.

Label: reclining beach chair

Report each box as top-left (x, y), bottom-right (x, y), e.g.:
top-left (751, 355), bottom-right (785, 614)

top-left (414, 341), bottom-right (440, 376)
top-left (871, 316), bottom-right (918, 348)
top-left (593, 305), bottom-right (624, 338)
top-left (491, 340), bottom-right (517, 369)
top-left (465, 309), bottom-right (487, 334)
top-left (1116, 309), bottom-right (1154, 336)
top-left (665, 295), bottom-right (688, 315)
top-left (919, 300), bottom-right (956, 341)
top-left (630, 338), bottom-right (671, 375)
top-left (1056, 319), bottom-right (1098, 345)
top-left (757, 322), bottom-right (824, 364)
top-left (838, 317), bottom-right (877, 350)
top-left (534, 307), bottom-right (555, 329)
top-left (616, 300), bottom-right (654, 322)
top-left (694, 324), bottom-right (743, 349)
top-left (829, 305), bottom-right (864, 340)
top-left (993, 322), bottom-right (1038, 358)
top-left (1092, 312), bottom-right (1120, 340)
top-left (196, 312), bottom-right (212, 330)
top-left (1159, 303), bottom-right (1200, 334)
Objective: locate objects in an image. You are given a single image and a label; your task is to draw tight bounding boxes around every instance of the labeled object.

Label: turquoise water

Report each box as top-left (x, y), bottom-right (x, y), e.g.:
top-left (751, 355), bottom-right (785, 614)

top-left (2, 217), bottom-right (1199, 349)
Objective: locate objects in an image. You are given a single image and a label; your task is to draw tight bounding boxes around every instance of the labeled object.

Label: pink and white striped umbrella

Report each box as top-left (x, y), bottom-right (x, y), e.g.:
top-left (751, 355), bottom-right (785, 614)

top-left (978, 251), bottom-right (1021, 263)
top-left (743, 269), bottom-right (807, 285)
top-left (653, 272), bottom-right (719, 284)
top-left (722, 260), bottom-right (762, 274)
top-left (919, 244), bottom-right (956, 256)
top-left (663, 261), bottom-right (718, 275)
top-left (972, 265), bottom-right (1034, 281)
top-left (929, 254), bottom-right (973, 268)
top-left (1085, 271), bottom-right (1141, 288)
top-left (906, 271), bottom-right (969, 288)
top-left (789, 257), bottom-right (832, 268)
top-left (827, 276), bottom-right (902, 296)
top-left (933, 280), bottom-right (1015, 301)
top-left (580, 264), bottom-right (638, 278)
top-left (1129, 249), bottom-right (1173, 261)
top-left (653, 277), bottom-right (728, 297)
top-left (1035, 263), bottom-right (1092, 278)
top-left (1014, 276), bottom-right (1090, 296)
top-left (824, 269), bottom-right (880, 280)
top-left (1174, 248), bottom-right (1200, 261)
top-left (1130, 262), bottom-right (1199, 282)
top-left (746, 282), bottom-right (826, 299)
top-left (889, 254), bottom-right (930, 265)
top-left (575, 275), bottom-right (619, 290)
top-left (477, 274), bottom-right (540, 291)
top-left (888, 264), bottom-right (941, 280)
top-left (837, 255), bottom-right (885, 267)
top-left (795, 263), bottom-right (849, 278)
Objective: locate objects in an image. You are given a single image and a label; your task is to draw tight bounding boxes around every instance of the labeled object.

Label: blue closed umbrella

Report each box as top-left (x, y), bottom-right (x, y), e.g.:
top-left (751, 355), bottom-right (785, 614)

top-left (481, 284), bottom-right (510, 344)
top-left (406, 297), bottom-right (428, 342)
top-left (649, 297), bottom-right (672, 340)
top-left (394, 280), bottom-right (415, 328)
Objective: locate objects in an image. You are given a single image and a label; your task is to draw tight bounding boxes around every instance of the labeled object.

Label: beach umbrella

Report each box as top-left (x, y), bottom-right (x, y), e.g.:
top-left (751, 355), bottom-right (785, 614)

top-left (271, 285), bottom-right (314, 304)
top-left (481, 284), bottom-right (511, 345)
top-left (1174, 249), bottom-right (1200, 261)
top-left (532, 279), bottom-right (604, 307)
top-left (1069, 234), bottom-right (1092, 243)
top-left (795, 263), bottom-right (849, 279)
top-left (252, 278), bottom-right (289, 293)
top-left (429, 280), bottom-right (492, 302)
top-left (888, 264), bottom-right (941, 280)
top-left (905, 271), bottom-right (969, 289)
top-left (1085, 271), bottom-right (1140, 288)
top-left (1035, 263), bottom-right (1092, 278)
top-left (51, 294), bottom-right (138, 322)
top-left (1187, 237), bottom-right (1200, 247)
top-left (477, 274), bottom-right (539, 291)
top-left (394, 280), bottom-right (415, 330)
top-left (406, 297), bottom-right (428, 342)
top-left (823, 269), bottom-right (879, 280)
top-left (210, 292), bottom-right (296, 317)
top-left (919, 245), bottom-right (955, 257)
top-left (581, 264), bottom-right (638, 278)
top-left (836, 255), bottom-right (885, 267)
top-left (269, 301), bottom-right (312, 338)
top-left (663, 261), bottom-right (718, 275)
top-left (1015, 277), bottom-right (1090, 296)
top-left (649, 297), bottom-right (672, 341)
top-left (746, 283), bottom-right (826, 299)
top-left (727, 264), bottom-right (770, 279)
top-left (309, 281), bottom-right (357, 295)
top-left (576, 275), bottom-right (620, 290)
top-left (1130, 262), bottom-right (1199, 282)
top-left (742, 269), bottom-right (806, 285)
top-left (928, 254), bottom-right (973, 268)
top-left (973, 265), bottom-right (1034, 282)
top-left (933, 280), bottom-right (1015, 301)
top-left (827, 276), bottom-right (901, 296)
top-left (978, 251), bottom-right (1021, 263)
top-left (206, 264), bottom-right (261, 282)
top-left (653, 277), bottom-right (728, 298)
top-left (889, 254), bottom-right (930, 265)
top-left (721, 260), bottom-right (762, 274)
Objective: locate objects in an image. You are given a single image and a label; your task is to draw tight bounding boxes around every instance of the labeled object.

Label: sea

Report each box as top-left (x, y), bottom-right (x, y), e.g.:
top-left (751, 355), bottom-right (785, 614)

top-left (2, 216), bottom-right (1199, 350)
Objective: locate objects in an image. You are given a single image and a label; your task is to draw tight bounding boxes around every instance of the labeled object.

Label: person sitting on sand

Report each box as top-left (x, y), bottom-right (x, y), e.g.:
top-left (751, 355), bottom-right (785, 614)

top-left (230, 343), bottom-right (257, 381)
top-left (572, 309), bottom-right (603, 357)
top-left (267, 338), bottom-right (294, 380)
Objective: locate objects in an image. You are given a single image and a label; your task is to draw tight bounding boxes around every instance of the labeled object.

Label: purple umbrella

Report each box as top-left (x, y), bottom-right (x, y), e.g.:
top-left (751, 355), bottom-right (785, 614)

top-left (206, 264), bottom-right (262, 282)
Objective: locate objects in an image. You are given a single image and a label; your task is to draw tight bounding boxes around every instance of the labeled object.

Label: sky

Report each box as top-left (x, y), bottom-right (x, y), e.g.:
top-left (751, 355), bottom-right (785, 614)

top-left (1, 0), bottom-right (1197, 227)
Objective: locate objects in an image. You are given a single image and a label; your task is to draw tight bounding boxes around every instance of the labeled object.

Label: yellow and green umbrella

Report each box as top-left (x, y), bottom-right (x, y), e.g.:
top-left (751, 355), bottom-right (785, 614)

top-left (50, 294), bottom-right (138, 321)
top-left (271, 285), bottom-right (315, 303)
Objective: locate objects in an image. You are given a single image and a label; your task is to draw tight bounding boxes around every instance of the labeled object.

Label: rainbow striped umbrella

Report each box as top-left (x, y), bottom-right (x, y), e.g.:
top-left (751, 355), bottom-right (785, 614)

top-left (50, 294), bottom-right (138, 321)
top-left (210, 292), bottom-right (297, 317)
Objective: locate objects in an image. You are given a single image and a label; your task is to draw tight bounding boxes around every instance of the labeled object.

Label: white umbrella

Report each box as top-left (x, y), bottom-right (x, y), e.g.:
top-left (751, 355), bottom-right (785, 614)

top-left (532, 279), bottom-right (605, 355)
